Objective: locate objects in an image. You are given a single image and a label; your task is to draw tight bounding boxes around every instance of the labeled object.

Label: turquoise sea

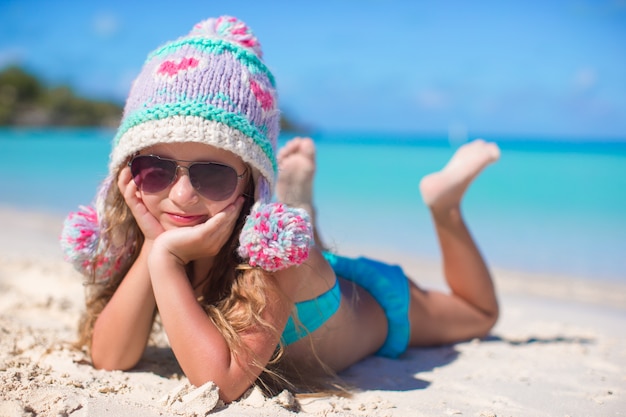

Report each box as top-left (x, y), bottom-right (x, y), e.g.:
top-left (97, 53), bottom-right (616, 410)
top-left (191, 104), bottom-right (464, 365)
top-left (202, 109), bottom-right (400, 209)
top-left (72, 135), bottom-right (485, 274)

top-left (1, 128), bottom-right (625, 282)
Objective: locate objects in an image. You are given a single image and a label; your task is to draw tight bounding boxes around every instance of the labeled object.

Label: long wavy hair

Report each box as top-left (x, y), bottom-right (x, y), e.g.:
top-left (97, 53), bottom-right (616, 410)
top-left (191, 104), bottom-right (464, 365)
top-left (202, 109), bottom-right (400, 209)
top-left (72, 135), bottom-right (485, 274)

top-left (76, 164), bottom-right (341, 396)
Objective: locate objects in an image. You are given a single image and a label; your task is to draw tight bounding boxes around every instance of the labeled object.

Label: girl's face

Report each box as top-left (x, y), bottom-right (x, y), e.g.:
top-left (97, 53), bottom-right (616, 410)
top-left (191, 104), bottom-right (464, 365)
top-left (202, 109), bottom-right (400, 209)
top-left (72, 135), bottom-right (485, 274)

top-left (135, 142), bottom-right (249, 231)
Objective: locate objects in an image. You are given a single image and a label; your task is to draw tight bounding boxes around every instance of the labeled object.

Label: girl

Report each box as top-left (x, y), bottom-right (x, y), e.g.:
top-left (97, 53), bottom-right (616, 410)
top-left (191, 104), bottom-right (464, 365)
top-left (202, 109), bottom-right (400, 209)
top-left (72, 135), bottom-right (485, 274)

top-left (61, 16), bottom-right (499, 403)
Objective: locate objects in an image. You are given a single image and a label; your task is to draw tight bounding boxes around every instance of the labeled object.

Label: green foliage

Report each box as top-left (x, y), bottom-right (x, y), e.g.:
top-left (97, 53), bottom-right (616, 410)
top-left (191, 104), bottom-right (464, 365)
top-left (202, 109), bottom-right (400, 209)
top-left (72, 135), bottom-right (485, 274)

top-left (0, 66), bottom-right (122, 126)
top-left (0, 65), bottom-right (311, 131)
top-left (280, 114), bottom-right (300, 133)
top-left (280, 110), bottom-right (311, 134)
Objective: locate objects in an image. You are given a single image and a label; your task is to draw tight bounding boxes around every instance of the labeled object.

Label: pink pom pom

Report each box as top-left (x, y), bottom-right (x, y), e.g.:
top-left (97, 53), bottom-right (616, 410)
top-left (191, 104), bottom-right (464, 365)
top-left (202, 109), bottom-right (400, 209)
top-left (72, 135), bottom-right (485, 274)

top-left (238, 203), bottom-right (314, 272)
top-left (191, 16), bottom-right (263, 57)
top-left (59, 205), bottom-right (123, 282)
top-left (60, 205), bottom-right (99, 265)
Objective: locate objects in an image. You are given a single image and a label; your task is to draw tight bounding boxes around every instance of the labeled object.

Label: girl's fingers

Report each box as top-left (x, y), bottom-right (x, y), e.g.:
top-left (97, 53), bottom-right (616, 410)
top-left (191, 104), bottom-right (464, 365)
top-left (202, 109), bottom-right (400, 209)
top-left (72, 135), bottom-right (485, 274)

top-left (118, 166), bottom-right (132, 190)
top-left (192, 197), bottom-right (243, 244)
top-left (162, 197), bottom-right (246, 262)
top-left (210, 197), bottom-right (246, 238)
top-left (118, 167), bottom-right (138, 202)
top-left (118, 166), bottom-right (164, 240)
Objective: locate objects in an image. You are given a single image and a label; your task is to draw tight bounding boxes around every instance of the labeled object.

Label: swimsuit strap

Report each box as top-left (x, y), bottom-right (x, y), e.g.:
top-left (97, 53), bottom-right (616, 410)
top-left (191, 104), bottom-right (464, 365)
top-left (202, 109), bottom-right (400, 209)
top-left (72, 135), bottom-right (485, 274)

top-left (281, 278), bottom-right (341, 346)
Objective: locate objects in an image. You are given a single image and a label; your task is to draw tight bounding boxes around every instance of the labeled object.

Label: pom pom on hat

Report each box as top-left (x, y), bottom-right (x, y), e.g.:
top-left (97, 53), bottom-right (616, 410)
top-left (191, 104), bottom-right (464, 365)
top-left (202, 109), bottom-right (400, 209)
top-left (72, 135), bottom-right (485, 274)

top-left (191, 15), bottom-right (263, 57)
top-left (238, 203), bottom-right (314, 272)
top-left (59, 205), bottom-right (124, 282)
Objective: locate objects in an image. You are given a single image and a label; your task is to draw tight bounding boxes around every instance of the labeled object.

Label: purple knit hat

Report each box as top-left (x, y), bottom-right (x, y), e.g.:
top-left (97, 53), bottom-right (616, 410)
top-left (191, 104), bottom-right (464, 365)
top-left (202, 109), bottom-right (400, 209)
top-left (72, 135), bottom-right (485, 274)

top-left (110, 16), bottom-right (279, 202)
top-left (60, 17), bottom-right (313, 278)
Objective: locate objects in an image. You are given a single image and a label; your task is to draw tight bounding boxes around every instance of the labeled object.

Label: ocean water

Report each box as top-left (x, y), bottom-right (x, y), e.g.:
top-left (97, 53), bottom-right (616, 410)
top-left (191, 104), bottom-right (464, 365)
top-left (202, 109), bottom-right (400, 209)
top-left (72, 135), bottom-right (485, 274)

top-left (1, 128), bottom-right (625, 282)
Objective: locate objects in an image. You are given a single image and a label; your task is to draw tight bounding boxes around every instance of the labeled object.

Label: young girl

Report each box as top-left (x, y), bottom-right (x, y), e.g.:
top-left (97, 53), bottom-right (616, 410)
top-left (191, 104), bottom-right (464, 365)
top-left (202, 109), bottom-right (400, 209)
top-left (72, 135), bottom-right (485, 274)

top-left (61, 16), bottom-right (499, 403)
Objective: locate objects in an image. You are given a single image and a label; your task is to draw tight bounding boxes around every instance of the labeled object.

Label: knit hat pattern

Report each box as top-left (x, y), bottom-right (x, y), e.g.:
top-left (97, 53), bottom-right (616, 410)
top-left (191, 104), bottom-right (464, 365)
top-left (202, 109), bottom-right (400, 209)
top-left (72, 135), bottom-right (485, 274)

top-left (110, 16), bottom-right (279, 201)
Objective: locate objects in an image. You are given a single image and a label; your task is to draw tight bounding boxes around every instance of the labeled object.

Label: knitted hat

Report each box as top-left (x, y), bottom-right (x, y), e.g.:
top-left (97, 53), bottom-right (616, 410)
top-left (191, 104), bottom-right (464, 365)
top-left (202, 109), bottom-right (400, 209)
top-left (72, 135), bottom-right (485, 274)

top-left (111, 15), bottom-right (279, 202)
top-left (60, 16), bottom-right (313, 277)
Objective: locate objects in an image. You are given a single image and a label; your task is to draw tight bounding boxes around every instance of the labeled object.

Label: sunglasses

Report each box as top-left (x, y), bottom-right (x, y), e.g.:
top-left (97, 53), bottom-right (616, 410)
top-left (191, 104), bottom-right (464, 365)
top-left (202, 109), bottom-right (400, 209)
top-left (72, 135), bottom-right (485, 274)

top-left (128, 154), bottom-right (247, 201)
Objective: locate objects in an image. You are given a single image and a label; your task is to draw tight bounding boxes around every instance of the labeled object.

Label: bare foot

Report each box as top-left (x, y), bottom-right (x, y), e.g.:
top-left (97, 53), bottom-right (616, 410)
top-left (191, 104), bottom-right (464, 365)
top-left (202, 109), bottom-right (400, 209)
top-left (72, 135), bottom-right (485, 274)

top-left (276, 137), bottom-right (316, 214)
top-left (419, 139), bottom-right (500, 211)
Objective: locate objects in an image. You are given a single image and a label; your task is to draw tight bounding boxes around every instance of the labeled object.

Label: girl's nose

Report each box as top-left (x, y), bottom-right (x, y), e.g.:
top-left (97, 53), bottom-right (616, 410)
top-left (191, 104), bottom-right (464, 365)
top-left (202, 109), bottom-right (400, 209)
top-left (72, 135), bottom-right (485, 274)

top-left (168, 167), bottom-right (199, 206)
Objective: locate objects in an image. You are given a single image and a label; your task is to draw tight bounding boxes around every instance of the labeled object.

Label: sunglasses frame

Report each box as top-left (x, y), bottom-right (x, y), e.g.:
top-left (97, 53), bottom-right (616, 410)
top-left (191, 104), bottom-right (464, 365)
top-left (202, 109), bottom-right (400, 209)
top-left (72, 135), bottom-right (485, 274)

top-left (128, 154), bottom-right (247, 201)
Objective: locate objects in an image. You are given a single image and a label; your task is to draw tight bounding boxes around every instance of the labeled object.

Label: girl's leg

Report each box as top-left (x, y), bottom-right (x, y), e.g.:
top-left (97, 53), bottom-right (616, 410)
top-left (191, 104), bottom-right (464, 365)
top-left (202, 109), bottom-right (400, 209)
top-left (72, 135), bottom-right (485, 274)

top-left (409, 139), bottom-right (500, 346)
top-left (276, 137), bottom-right (326, 248)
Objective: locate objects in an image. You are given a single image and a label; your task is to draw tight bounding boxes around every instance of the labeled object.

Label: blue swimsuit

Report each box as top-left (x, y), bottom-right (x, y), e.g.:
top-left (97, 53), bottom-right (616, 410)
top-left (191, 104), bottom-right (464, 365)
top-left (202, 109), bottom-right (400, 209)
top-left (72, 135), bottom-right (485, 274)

top-left (281, 252), bottom-right (411, 358)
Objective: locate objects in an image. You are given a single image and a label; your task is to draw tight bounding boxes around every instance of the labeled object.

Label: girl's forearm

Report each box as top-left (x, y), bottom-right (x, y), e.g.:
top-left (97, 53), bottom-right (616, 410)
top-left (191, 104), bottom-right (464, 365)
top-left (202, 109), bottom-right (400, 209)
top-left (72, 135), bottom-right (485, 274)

top-left (148, 246), bottom-right (277, 402)
top-left (91, 241), bottom-right (157, 370)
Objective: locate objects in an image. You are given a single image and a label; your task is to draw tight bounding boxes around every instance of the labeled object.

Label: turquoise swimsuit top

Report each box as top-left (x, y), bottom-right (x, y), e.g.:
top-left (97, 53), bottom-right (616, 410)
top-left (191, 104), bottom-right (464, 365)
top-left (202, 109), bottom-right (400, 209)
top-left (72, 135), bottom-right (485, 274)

top-left (281, 276), bottom-right (341, 346)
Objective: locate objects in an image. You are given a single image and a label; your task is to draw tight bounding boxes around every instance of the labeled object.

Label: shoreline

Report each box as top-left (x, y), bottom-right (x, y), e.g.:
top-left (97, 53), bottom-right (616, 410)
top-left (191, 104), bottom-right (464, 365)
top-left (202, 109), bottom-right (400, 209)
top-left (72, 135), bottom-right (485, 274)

top-left (1, 205), bottom-right (625, 416)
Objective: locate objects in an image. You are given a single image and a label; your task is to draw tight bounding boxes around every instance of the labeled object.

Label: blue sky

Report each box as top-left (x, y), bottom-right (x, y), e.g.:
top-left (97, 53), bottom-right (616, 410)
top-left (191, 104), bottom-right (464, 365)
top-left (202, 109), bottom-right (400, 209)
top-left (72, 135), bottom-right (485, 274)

top-left (1, 0), bottom-right (625, 139)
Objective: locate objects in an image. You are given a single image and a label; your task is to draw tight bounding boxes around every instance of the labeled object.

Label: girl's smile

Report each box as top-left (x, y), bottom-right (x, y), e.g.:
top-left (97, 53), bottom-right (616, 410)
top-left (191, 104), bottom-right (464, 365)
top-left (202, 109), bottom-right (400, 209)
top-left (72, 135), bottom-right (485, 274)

top-left (165, 212), bottom-right (210, 227)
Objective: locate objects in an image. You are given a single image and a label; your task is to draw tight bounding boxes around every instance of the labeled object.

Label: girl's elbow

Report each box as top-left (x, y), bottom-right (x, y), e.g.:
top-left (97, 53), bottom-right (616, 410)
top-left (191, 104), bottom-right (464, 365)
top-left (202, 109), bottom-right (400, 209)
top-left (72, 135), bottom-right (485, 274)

top-left (218, 386), bottom-right (249, 404)
top-left (476, 307), bottom-right (499, 339)
top-left (187, 373), bottom-right (252, 404)
top-left (488, 302), bottom-right (500, 330)
top-left (91, 350), bottom-right (140, 372)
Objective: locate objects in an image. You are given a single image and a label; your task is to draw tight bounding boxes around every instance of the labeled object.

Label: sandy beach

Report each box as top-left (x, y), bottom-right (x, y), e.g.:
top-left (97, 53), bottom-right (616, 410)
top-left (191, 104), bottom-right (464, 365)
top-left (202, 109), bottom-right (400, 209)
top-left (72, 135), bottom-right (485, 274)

top-left (0, 206), bottom-right (624, 417)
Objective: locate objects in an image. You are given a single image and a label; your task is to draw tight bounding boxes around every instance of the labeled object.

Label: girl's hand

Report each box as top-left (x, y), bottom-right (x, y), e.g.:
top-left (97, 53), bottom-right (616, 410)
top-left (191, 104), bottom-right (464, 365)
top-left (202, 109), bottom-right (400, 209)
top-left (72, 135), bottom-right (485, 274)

top-left (118, 166), bottom-right (165, 241)
top-left (153, 197), bottom-right (245, 265)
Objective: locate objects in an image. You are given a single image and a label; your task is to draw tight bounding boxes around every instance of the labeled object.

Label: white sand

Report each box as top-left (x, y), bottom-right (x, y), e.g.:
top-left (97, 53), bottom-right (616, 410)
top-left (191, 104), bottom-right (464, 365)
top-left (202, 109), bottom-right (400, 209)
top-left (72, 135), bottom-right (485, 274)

top-left (0, 206), bottom-right (624, 417)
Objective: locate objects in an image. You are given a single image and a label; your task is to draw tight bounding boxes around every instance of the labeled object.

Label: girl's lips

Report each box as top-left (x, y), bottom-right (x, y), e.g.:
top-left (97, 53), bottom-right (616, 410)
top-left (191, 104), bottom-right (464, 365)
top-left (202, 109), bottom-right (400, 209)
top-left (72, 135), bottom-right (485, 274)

top-left (166, 212), bottom-right (208, 226)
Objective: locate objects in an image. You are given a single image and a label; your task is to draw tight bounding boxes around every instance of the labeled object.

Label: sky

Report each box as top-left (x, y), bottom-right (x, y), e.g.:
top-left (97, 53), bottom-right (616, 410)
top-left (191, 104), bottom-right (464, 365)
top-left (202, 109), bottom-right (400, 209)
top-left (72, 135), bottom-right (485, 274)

top-left (1, 0), bottom-right (625, 139)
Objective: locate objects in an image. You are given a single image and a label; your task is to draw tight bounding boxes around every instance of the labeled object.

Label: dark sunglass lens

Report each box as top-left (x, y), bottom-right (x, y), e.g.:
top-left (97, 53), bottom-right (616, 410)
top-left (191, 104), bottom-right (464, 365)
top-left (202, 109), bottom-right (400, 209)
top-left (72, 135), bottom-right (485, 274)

top-left (190, 163), bottom-right (238, 201)
top-left (130, 156), bottom-right (176, 193)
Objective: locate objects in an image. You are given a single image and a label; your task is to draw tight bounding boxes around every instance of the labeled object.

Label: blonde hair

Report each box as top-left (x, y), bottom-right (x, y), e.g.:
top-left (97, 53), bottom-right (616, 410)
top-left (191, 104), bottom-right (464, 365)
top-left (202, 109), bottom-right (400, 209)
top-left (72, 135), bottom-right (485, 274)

top-left (76, 167), bottom-right (341, 396)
